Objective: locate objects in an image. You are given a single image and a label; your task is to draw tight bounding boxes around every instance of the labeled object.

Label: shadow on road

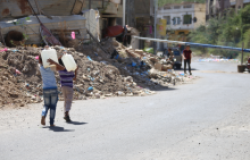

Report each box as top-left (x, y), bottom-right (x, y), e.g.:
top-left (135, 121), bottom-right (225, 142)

top-left (151, 86), bottom-right (177, 92)
top-left (67, 121), bottom-right (88, 125)
top-left (174, 68), bottom-right (198, 71)
top-left (42, 126), bottom-right (74, 132)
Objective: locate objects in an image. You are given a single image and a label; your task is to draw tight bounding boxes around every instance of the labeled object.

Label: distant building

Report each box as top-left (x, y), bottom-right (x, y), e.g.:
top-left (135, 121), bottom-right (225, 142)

top-left (126, 0), bottom-right (152, 37)
top-left (231, 0), bottom-right (250, 11)
top-left (157, 2), bottom-right (206, 42)
top-left (206, 0), bottom-right (250, 20)
top-left (125, 0), bottom-right (154, 49)
top-left (206, 0), bottom-right (231, 19)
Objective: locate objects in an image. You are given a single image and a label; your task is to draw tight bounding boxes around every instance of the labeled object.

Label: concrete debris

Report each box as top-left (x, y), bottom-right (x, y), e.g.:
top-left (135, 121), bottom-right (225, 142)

top-left (0, 66), bottom-right (41, 106)
top-left (0, 39), bottom-right (194, 107)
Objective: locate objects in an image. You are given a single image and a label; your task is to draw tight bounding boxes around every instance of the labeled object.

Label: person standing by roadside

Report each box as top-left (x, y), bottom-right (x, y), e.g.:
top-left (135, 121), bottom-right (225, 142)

top-left (182, 46), bottom-right (192, 75)
top-left (167, 48), bottom-right (173, 58)
top-left (39, 46), bottom-right (65, 127)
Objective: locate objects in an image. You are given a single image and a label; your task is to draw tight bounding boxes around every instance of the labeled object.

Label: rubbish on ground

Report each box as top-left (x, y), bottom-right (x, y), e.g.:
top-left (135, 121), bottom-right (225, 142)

top-left (15, 69), bottom-right (22, 75)
top-left (71, 32), bottom-right (76, 40)
top-left (88, 86), bottom-right (93, 91)
top-left (0, 48), bottom-right (7, 52)
top-left (87, 56), bottom-right (93, 61)
top-left (0, 38), bottom-right (194, 107)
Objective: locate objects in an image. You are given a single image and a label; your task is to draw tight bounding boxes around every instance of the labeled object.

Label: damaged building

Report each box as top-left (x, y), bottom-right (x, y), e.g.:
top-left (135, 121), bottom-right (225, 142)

top-left (0, 0), bottom-right (125, 46)
top-left (0, 0), bottom-right (194, 106)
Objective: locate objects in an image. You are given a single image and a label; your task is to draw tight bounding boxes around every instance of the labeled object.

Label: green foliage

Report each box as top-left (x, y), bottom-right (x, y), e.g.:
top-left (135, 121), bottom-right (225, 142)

top-left (25, 17), bottom-right (31, 21)
top-left (188, 5), bottom-right (250, 58)
top-left (158, 0), bottom-right (206, 7)
top-left (143, 47), bottom-right (154, 54)
top-left (243, 29), bottom-right (250, 48)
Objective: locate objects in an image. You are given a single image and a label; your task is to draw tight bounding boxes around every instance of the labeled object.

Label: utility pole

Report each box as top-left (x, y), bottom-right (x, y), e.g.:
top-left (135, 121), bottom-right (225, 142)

top-left (123, 0), bottom-right (126, 26)
top-left (154, 0), bottom-right (158, 54)
top-left (241, 15), bottom-right (243, 65)
top-left (238, 14), bottom-right (250, 72)
top-left (240, 15), bottom-right (250, 65)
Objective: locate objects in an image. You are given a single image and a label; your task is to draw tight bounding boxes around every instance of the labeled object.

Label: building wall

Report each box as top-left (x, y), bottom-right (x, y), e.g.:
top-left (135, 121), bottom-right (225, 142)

top-left (157, 4), bottom-right (195, 31)
top-left (206, 0), bottom-right (250, 18)
top-left (0, 0), bottom-right (81, 21)
top-left (125, 0), bottom-right (152, 37)
top-left (156, 3), bottom-right (206, 42)
top-left (126, 0), bottom-right (135, 27)
top-left (194, 3), bottom-right (206, 28)
top-left (134, 0), bottom-right (151, 17)
top-left (158, 3), bottom-right (206, 30)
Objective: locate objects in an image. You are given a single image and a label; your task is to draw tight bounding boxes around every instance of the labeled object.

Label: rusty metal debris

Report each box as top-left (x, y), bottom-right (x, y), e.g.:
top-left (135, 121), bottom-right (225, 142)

top-left (0, 15), bottom-right (86, 46)
top-left (27, 0), bottom-right (61, 46)
top-left (0, 0), bottom-right (84, 21)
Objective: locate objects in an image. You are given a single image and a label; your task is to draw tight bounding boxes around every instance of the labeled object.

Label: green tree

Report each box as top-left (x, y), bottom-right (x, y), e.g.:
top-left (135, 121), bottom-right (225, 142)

top-left (188, 5), bottom-right (250, 58)
top-left (158, 0), bottom-right (206, 7)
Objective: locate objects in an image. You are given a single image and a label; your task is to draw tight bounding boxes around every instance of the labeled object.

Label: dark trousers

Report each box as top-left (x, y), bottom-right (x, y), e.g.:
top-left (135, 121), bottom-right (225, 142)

top-left (184, 59), bottom-right (191, 74)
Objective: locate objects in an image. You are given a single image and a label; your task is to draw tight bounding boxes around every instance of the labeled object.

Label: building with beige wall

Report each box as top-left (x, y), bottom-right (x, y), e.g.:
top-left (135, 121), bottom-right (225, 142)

top-left (157, 2), bottom-right (206, 42)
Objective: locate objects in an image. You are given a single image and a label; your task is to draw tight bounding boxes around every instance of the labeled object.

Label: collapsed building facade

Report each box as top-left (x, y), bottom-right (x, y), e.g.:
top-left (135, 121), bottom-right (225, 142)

top-left (0, 0), bottom-right (124, 44)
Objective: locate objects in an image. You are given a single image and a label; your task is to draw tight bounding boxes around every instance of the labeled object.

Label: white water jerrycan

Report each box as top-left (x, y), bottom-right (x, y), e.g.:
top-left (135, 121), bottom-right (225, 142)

top-left (61, 53), bottom-right (77, 71)
top-left (41, 49), bottom-right (59, 68)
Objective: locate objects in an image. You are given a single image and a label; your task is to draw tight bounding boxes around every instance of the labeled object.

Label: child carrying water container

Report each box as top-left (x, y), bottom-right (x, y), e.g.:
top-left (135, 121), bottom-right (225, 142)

top-left (57, 52), bottom-right (78, 123)
top-left (39, 46), bottom-right (65, 127)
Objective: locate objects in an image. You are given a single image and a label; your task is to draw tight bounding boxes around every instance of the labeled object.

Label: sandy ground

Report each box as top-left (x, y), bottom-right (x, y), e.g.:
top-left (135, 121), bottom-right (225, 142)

top-left (1, 60), bottom-right (250, 160)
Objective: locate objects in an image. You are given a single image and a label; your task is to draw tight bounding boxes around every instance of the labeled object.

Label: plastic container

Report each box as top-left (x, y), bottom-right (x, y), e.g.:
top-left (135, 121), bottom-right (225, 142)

top-left (41, 49), bottom-right (58, 68)
top-left (61, 53), bottom-right (77, 71)
top-left (238, 65), bottom-right (246, 73)
top-left (71, 31), bottom-right (75, 40)
top-left (88, 86), bottom-right (93, 91)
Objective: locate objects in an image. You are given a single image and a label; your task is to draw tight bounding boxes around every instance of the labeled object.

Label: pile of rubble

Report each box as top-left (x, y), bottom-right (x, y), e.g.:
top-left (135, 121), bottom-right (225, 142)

top-left (0, 61), bottom-right (39, 106)
top-left (0, 40), bottom-right (192, 106)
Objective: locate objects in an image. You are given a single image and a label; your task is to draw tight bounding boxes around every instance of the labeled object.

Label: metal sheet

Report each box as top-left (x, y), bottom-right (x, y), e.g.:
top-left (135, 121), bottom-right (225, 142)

top-left (72, 0), bottom-right (84, 15)
top-left (0, 15), bottom-right (87, 44)
top-left (0, 0), bottom-right (84, 21)
top-left (0, 0), bottom-right (34, 20)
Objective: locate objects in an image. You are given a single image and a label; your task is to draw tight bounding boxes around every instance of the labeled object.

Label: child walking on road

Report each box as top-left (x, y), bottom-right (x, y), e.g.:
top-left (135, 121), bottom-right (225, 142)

top-left (39, 47), bottom-right (65, 126)
top-left (58, 54), bottom-right (78, 123)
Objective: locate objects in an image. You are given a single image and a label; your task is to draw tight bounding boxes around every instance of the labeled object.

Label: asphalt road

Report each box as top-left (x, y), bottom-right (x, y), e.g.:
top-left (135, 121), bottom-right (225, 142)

top-left (1, 60), bottom-right (250, 160)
